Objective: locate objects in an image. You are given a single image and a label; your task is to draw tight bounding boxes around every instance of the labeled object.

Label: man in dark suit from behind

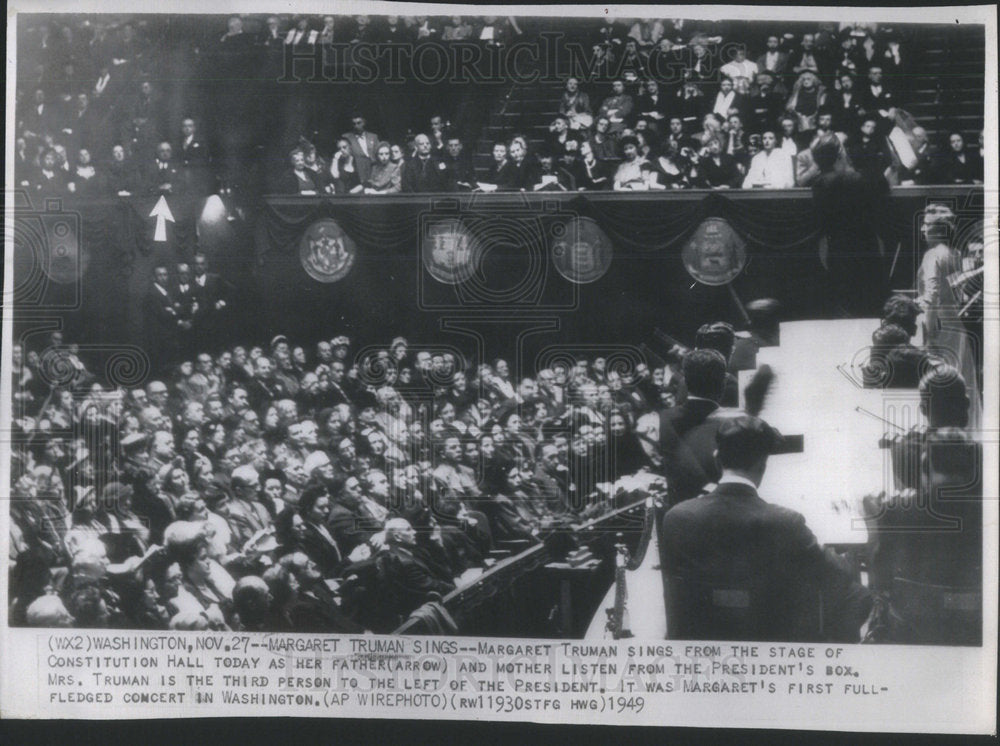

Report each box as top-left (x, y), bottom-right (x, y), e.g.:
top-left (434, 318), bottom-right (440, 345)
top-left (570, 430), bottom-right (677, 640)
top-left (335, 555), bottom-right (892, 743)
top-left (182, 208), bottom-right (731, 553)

top-left (861, 323), bottom-right (935, 389)
top-left (657, 349), bottom-right (735, 507)
top-left (811, 136), bottom-right (887, 316)
top-left (661, 416), bottom-right (871, 641)
top-left (695, 322), bottom-right (740, 406)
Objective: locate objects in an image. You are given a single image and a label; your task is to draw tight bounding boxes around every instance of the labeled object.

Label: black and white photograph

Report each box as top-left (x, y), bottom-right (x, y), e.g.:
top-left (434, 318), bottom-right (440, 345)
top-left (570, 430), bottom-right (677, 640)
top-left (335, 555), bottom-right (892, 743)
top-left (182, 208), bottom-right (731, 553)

top-left (1, 2), bottom-right (996, 732)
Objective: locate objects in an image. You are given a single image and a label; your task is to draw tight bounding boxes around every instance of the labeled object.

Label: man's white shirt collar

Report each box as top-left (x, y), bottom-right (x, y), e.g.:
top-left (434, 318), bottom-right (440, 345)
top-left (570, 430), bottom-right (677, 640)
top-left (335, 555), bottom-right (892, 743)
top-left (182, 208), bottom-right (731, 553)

top-left (718, 474), bottom-right (758, 490)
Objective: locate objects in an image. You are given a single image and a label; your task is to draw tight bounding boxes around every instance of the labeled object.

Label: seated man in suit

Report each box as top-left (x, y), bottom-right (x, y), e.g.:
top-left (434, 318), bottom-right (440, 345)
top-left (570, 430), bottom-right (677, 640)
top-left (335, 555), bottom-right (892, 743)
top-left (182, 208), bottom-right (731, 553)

top-left (756, 35), bottom-right (790, 85)
top-left (402, 134), bottom-right (448, 193)
top-left (559, 76), bottom-right (593, 131)
top-left (635, 79), bottom-right (668, 129)
top-left (326, 475), bottom-right (386, 555)
top-left (145, 141), bottom-right (183, 196)
top-left (431, 436), bottom-right (493, 555)
top-left (441, 136), bottom-right (477, 191)
top-left (597, 79), bottom-right (634, 135)
top-left (886, 363), bottom-right (972, 494)
top-left (275, 552), bottom-right (365, 633)
top-left (860, 65), bottom-right (896, 132)
top-left (377, 517), bottom-right (456, 625)
top-left (661, 416), bottom-right (871, 641)
top-left (864, 427), bottom-right (982, 645)
top-left (221, 465), bottom-right (271, 550)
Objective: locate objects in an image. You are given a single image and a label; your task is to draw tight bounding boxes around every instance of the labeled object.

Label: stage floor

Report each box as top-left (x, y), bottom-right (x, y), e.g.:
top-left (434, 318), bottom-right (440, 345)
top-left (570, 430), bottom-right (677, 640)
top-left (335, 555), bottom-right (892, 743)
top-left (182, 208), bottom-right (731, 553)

top-left (742, 318), bottom-right (920, 546)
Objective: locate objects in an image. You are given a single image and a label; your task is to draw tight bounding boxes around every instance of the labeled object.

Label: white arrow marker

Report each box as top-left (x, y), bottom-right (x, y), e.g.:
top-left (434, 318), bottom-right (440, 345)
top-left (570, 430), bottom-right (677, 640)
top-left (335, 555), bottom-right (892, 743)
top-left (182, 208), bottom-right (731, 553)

top-left (149, 195), bottom-right (175, 242)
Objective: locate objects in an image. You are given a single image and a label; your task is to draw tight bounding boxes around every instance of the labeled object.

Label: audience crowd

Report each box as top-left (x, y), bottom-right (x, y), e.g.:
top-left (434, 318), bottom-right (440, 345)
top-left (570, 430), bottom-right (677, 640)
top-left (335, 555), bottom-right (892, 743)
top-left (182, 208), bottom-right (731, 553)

top-left (8, 317), bottom-right (695, 633)
top-left (14, 15), bottom-right (984, 201)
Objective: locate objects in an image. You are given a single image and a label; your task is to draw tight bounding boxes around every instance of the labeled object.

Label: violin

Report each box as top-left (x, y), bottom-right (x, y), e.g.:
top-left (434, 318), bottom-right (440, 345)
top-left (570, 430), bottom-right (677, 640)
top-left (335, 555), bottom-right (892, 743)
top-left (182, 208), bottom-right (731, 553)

top-left (860, 406), bottom-right (925, 490)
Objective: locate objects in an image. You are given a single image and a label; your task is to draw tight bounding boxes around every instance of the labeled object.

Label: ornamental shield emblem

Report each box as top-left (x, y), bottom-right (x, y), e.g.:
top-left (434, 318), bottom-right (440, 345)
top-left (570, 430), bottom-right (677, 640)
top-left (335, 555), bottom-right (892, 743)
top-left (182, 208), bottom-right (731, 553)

top-left (422, 218), bottom-right (479, 285)
top-left (299, 219), bottom-right (355, 283)
top-left (682, 217), bottom-right (747, 286)
top-left (551, 217), bottom-right (612, 284)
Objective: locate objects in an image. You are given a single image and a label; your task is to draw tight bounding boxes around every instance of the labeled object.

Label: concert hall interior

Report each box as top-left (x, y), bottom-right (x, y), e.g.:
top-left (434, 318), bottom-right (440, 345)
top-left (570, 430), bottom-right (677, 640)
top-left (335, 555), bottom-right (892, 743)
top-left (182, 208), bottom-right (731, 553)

top-left (8, 12), bottom-right (987, 644)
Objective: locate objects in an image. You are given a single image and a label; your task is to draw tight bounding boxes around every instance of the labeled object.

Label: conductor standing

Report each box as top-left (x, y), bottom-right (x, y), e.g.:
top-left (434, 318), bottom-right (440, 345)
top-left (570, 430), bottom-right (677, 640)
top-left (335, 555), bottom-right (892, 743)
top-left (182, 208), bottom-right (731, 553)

top-left (661, 416), bottom-right (871, 641)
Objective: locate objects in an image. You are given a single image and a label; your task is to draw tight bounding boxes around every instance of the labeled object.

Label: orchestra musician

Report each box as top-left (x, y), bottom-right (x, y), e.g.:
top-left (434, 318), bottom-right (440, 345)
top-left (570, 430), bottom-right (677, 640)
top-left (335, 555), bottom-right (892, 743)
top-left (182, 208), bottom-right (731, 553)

top-left (863, 363), bottom-right (981, 644)
top-left (882, 363), bottom-right (971, 492)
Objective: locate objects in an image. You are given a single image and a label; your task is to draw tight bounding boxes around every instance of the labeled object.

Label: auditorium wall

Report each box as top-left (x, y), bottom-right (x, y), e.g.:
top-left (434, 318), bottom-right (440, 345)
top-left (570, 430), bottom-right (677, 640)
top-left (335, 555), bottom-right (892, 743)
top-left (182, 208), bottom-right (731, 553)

top-left (11, 186), bottom-right (983, 369)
